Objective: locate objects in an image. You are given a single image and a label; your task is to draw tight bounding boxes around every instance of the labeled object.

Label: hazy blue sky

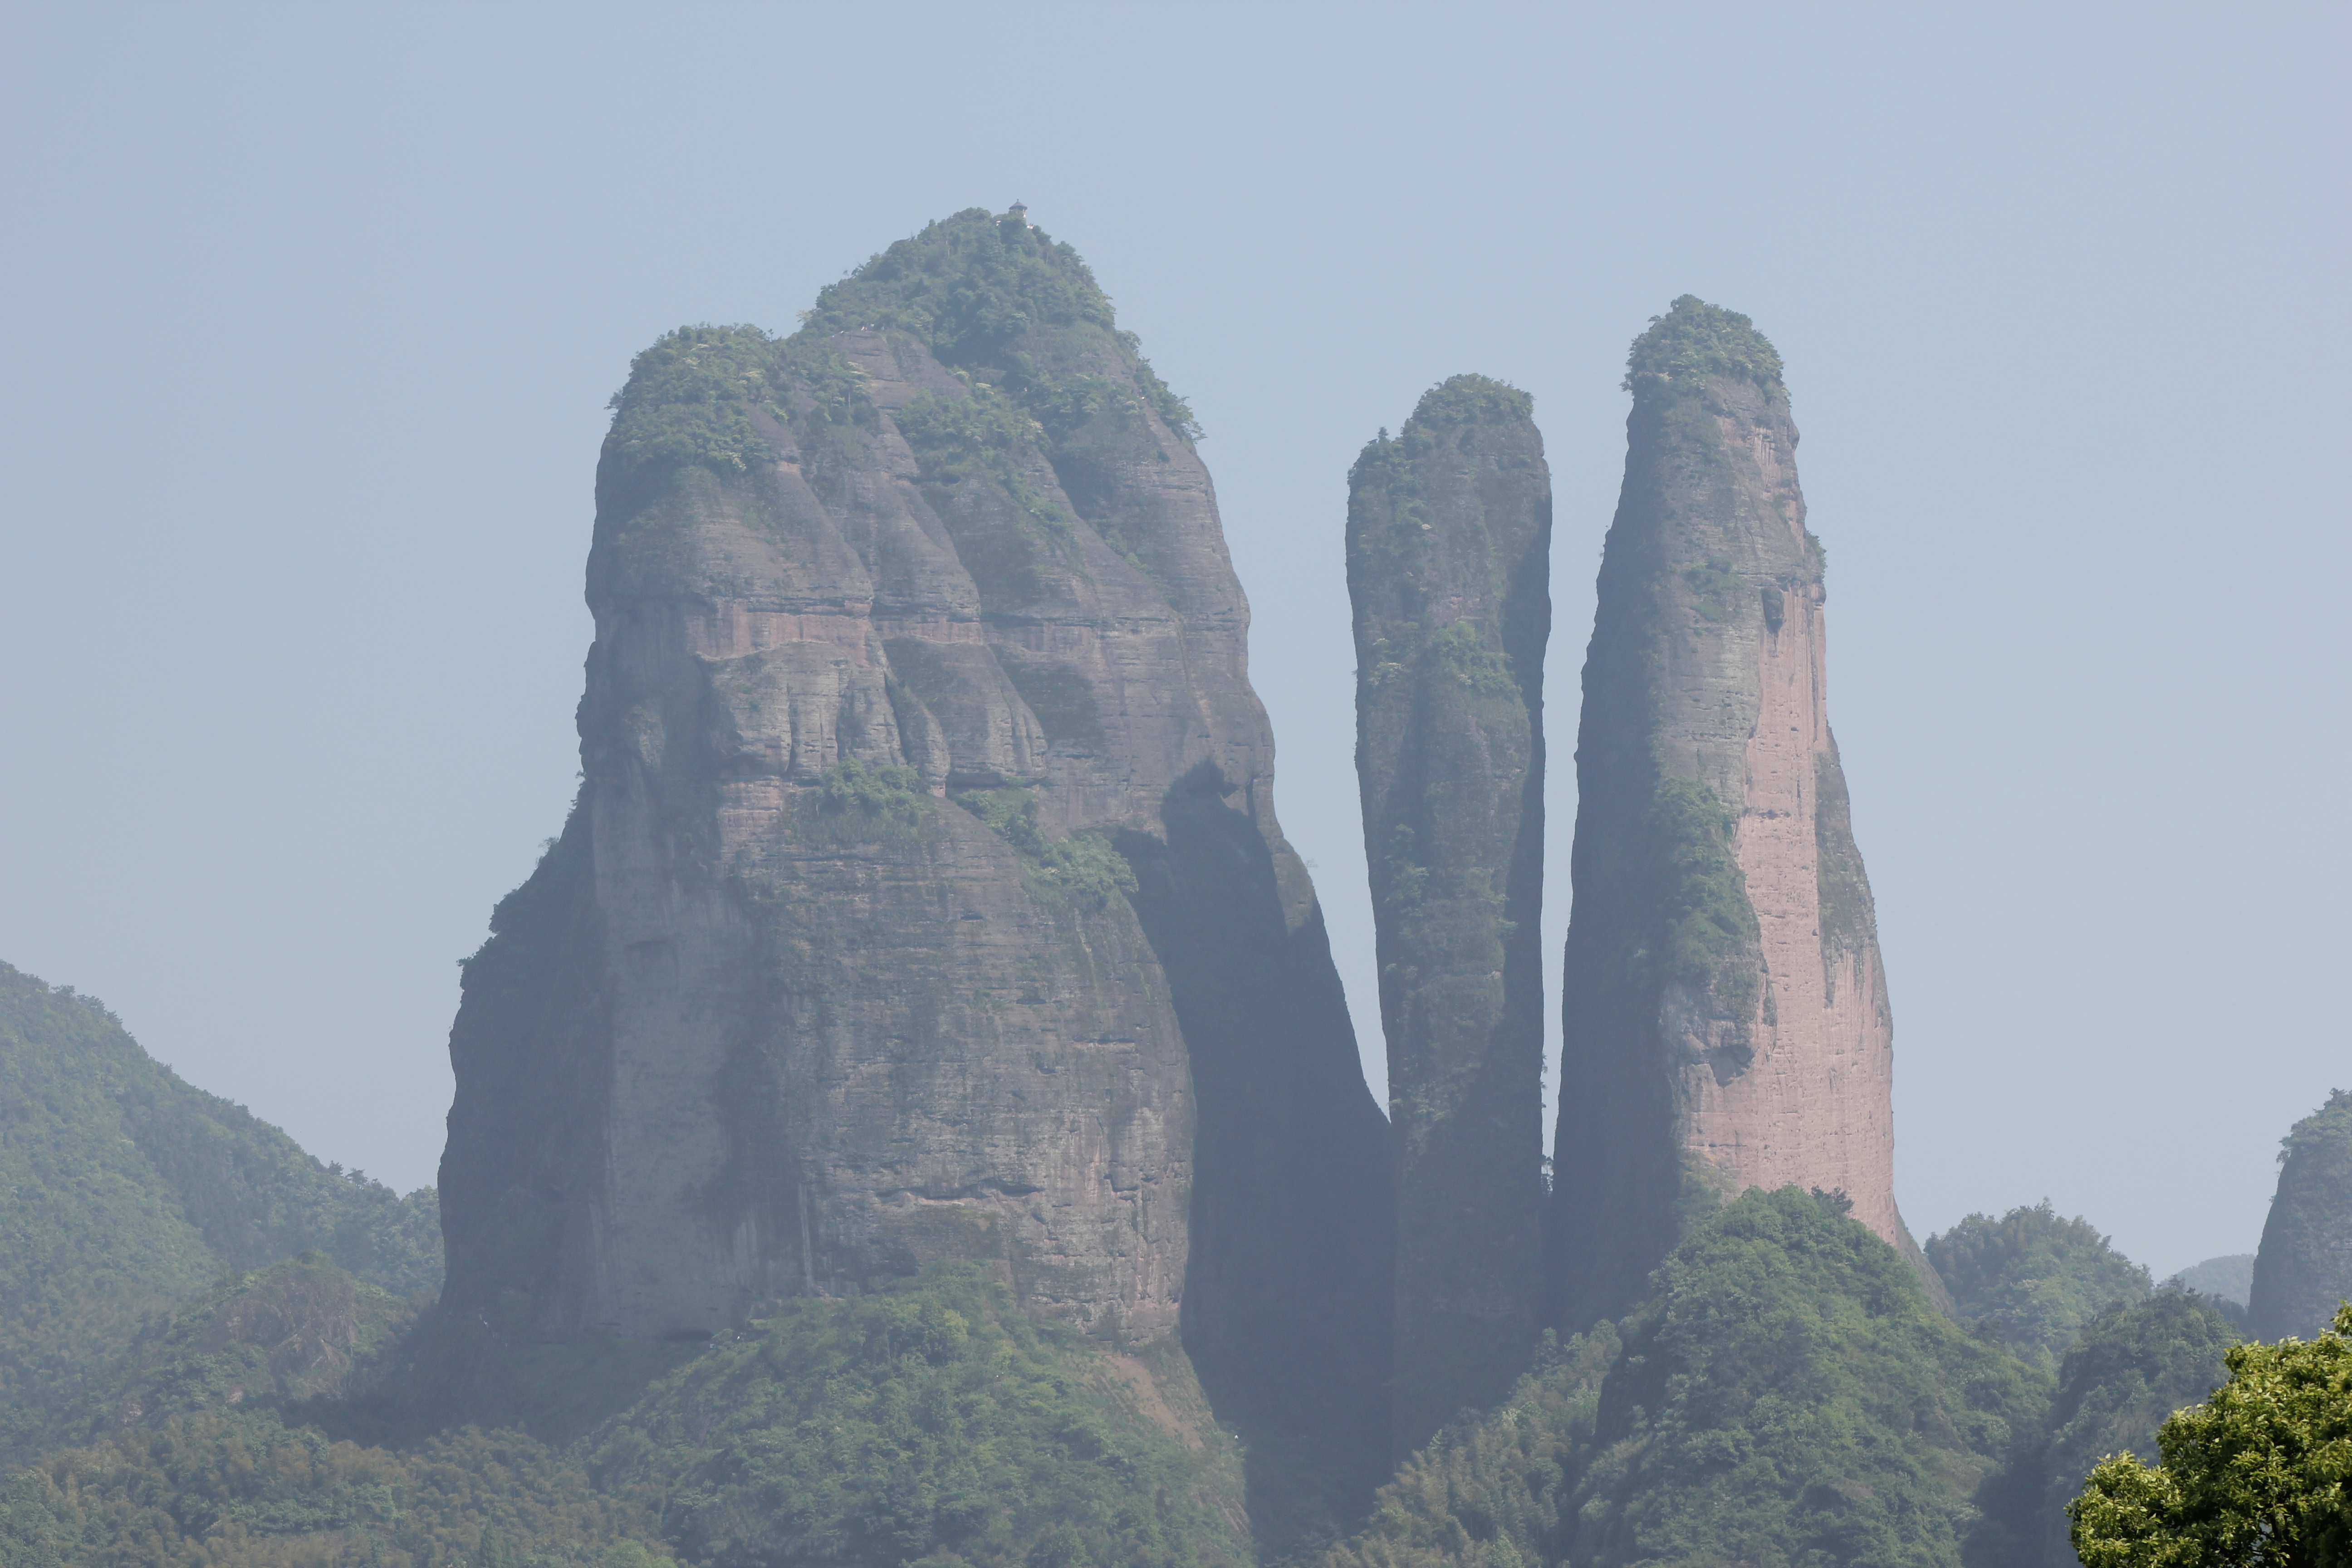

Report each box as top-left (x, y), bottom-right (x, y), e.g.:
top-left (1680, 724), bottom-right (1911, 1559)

top-left (3, 1), bottom-right (2344, 1281)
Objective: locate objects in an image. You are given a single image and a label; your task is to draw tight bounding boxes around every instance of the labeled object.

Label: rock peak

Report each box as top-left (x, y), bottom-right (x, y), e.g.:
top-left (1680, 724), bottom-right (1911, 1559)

top-left (1623, 293), bottom-right (1784, 399)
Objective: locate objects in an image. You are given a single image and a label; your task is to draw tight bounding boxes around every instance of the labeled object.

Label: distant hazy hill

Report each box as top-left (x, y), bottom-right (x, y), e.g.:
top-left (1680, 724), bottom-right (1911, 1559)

top-left (2167, 1253), bottom-right (2255, 1308)
top-left (0, 960), bottom-right (438, 1460)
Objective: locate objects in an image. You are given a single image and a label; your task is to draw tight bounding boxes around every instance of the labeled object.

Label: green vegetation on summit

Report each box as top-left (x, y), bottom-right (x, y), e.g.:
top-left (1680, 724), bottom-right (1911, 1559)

top-left (800, 207), bottom-right (1199, 445)
top-left (1622, 294), bottom-right (1784, 398)
top-left (0, 962), bottom-right (438, 1465)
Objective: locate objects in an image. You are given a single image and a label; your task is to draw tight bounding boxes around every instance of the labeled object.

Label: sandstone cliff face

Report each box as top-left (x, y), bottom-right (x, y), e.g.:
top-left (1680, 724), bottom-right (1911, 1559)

top-left (2248, 1089), bottom-right (2352, 1341)
top-left (437, 214), bottom-right (1391, 1516)
top-left (1348, 377), bottom-right (1550, 1453)
top-left (1548, 298), bottom-right (1931, 1326)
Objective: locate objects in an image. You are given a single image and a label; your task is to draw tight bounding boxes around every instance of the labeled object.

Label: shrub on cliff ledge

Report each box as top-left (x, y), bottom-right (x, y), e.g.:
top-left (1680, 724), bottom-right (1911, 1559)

top-left (952, 784), bottom-right (1137, 908)
top-left (804, 758), bottom-right (930, 845)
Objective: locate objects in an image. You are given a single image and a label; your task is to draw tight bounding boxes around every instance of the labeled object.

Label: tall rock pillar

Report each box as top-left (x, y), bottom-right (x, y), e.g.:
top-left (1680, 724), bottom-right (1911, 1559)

top-left (1548, 298), bottom-right (1934, 1328)
top-left (1348, 377), bottom-right (1551, 1453)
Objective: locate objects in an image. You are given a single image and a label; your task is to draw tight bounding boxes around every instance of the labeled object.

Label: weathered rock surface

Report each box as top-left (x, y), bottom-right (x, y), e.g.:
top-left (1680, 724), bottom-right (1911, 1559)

top-left (437, 209), bottom-right (1392, 1538)
top-left (1548, 297), bottom-right (1935, 1326)
top-left (2249, 1089), bottom-right (2352, 1340)
top-left (1348, 376), bottom-right (1550, 1453)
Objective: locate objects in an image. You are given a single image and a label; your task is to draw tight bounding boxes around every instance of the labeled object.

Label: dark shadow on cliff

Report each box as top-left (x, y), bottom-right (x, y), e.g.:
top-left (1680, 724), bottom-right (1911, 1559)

top-left (1116, 762), bottom-right (1397, 1555)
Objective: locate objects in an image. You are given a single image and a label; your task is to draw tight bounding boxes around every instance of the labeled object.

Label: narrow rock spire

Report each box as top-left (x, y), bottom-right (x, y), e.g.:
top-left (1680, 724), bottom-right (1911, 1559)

top-left (1348, 375), bottom-right (1551, 1455)
top-left (1548, 298), bottom-right (1939, 1328)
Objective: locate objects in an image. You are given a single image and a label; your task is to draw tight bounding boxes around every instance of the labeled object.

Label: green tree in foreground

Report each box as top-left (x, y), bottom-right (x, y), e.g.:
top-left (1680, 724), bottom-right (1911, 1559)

top-left (2069, 1301), bottom-right (2351, 1565)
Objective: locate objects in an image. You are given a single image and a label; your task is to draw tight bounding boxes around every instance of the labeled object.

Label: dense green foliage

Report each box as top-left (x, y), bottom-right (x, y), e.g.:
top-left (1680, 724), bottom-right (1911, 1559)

top-left (0, 1411), bottom-right (668, 1568)
top-left (5, 1259), bottom-right (1240, 1566)
top-left (1313, 1329), bottom-right (1619, 1568)
top-left (2250, 1090), bottom-right (2352, 1342)
top-left (583, 1264), bottom-right (1246, 1568)
top-left (1928, 1202), bottom-right (2154, 1372)
top-left (0, 963), bottom-right (439, 1464)
top-left (100, 1257), bottom-right (423, 1428)
top-left (1623, 295), bottom-right (1783, 398)
top-left (1971, 1289), bottom-right (2241, 1564)
top-left (1566, 1188), bottom-right (2046, 1565)
top-left (601, 326), bottom-right (782, 485)
top-left (2068, 1302), bottom-right (2351, 1566)
top-left (0, 1259), bottom-right (657, 1565)
top-left (1324, 1188), bottom-right (2049, 1567)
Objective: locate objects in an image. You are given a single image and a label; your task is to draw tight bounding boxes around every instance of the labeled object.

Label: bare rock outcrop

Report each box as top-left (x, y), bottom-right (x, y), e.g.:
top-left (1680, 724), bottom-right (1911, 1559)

top-left (436, 209), bottom-right (1391, 1533)
top-left (2249, 1089), bottom-right (2352, 1340)
top-left (1348, 377), bottom-right (1550, 1454)
top-left (1548, 297), bottom-right (1937, 1326)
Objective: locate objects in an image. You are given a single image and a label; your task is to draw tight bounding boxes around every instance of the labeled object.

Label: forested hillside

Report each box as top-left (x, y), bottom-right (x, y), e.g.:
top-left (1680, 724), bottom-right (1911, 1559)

top-left (0, 963), bottom-right (438, 1463)
top-left (1320, 1187), bottom-right (2050, 1568)
top-left (1926, 1203), bottom-right (2153, 1372)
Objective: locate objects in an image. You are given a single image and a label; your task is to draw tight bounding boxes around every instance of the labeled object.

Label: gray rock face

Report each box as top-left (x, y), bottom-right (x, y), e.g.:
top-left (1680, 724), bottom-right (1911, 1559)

top-left (2249, 1089), bottom-right (2352, 1341)
top-left (438, 209), bottom-right (1392, 1542)
top-left (1548, 298), bottom-right (1934, 1327)
top-left (1348, 377), bottom-right (1550, 1454)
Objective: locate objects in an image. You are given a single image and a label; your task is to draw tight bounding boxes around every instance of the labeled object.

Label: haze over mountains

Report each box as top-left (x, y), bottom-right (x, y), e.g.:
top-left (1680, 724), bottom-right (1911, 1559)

top-left (0, 209), bottom-right (2342, 1567)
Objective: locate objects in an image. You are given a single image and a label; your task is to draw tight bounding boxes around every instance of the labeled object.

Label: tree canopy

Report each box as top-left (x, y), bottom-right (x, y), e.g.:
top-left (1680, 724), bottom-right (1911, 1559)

top-left (2069, 1302), bottom-right (2352, 1566)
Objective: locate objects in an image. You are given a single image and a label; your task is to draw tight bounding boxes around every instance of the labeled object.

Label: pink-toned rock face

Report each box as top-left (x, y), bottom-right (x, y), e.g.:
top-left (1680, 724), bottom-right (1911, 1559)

top-left (1552, 310), bottom-right (1936, 1326)
top-left (1679, 383), bottom-right (1898, 1248)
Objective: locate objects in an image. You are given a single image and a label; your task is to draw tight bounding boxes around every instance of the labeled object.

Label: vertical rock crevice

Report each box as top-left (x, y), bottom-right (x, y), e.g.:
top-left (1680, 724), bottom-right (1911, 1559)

top-left (1548, 298), bottom-right (1939, 1330)
top-left (1348, 376), bottom-right (1551, 1455)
